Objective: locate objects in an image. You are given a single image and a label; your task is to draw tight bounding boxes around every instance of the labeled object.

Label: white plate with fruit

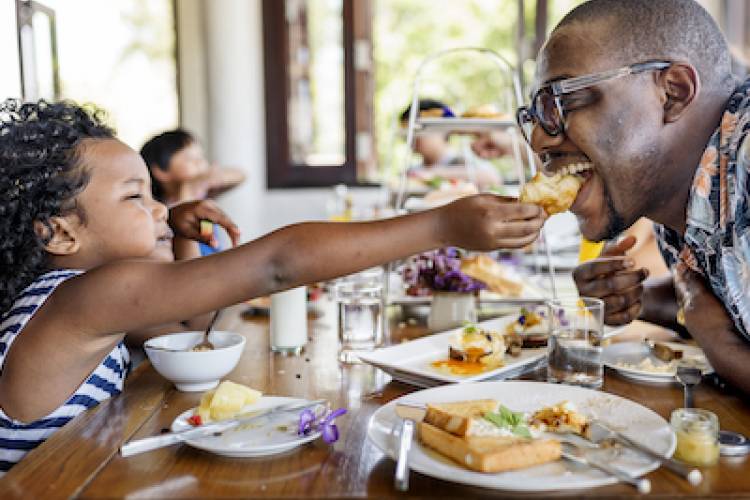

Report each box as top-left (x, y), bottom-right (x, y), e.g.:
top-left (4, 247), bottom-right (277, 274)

top-left (172, 381), bottom-right (322, 457)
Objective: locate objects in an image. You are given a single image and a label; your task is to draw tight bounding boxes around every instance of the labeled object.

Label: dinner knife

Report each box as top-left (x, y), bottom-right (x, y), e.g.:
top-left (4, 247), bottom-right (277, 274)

top-left (587, 420), bottom-right (703, 486)
top-left (120, 399), bottom-right (326, 457)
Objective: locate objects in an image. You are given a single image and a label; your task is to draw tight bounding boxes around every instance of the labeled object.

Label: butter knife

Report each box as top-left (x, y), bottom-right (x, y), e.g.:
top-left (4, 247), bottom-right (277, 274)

top-left (120, 399), bottom-right (326, 457)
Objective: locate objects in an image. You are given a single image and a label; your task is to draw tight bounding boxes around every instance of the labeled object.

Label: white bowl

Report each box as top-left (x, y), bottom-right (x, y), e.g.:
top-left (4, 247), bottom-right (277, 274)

top-left (144, 331), bottom-right (246, 392)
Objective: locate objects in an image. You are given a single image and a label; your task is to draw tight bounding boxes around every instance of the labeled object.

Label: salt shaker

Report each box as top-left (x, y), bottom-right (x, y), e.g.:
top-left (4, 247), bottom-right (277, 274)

top-left (270, 286), bottom-right (307, 354)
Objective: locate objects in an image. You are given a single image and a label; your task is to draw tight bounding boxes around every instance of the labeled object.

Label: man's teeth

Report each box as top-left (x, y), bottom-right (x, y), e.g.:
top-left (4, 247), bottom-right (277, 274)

top-left (559, 162), bottom-right (593, 176)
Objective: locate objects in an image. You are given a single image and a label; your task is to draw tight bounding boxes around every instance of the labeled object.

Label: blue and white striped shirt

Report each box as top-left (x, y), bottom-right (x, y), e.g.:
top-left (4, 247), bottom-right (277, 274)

top-left (0, 269), bottom-right (130, 474)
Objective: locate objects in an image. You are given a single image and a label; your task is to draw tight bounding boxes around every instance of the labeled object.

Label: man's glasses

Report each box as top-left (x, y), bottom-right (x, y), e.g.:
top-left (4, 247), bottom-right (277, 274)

top-left (516, 60), bottom-right (672, 143)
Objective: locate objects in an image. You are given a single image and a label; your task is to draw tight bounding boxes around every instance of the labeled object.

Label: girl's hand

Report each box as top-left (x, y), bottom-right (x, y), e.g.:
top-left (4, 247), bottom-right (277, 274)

top-left (436, 194), bottom-right (545, 251)
top-left (168, 200), bottom-right (241, 248)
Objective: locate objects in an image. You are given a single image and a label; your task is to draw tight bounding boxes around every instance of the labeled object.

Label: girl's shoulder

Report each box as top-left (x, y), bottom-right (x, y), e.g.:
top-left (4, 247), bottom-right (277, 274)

top-left (1, 269), bottom-right (83, 331)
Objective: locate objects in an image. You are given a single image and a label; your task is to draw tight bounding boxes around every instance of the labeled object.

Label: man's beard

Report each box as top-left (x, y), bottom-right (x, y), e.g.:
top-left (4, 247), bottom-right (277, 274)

top-left (602, 189), bottom-right (628, 240)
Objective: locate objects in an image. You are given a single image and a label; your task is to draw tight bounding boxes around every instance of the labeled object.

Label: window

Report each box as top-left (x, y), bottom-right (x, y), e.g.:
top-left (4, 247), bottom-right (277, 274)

top-left (263, 0), bottom-right (376, 188)
top-left (13, 0), bottom-right (179, 149)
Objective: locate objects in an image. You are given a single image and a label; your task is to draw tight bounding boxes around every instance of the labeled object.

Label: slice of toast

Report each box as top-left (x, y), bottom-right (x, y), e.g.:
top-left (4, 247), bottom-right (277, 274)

top-left (419, 421), bottom-right (561, 473)
top-left (460, 255), bottom-right (524, 297)
top-left (423, 400), bottom-right (499, 437)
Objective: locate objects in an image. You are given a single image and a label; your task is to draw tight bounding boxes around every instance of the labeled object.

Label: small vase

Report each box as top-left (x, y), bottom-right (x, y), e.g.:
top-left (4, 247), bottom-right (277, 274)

top-left (428, 291), bottom-right (477, 332)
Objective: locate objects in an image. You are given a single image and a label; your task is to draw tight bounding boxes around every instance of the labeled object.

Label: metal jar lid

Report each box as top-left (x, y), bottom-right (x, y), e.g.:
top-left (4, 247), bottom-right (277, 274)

top-left (719, 430), bottom-right (750, 456)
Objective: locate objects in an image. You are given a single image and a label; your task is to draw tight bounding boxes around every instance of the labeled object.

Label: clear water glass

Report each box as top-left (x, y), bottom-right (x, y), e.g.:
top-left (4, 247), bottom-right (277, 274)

top-left (547, 297), bottom-right (604, 389)
top-left (335, 269), bottom-right (384, 363)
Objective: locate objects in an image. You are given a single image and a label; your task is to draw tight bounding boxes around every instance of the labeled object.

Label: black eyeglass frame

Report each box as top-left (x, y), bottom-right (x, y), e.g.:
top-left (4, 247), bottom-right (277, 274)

top-left (516, 60), bottom-right (672, 142)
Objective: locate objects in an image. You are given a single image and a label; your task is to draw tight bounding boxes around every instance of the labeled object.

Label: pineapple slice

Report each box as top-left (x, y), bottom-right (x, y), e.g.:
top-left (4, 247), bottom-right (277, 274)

top-left (208, 381), bottom-right (262, 421)
top-left (196, 389), bottom-right (216, 422)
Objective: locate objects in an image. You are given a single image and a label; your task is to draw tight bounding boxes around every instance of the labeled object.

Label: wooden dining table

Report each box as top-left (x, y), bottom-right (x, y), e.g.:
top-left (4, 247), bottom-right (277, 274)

top-left (1, 299), bottom-right (749, 499)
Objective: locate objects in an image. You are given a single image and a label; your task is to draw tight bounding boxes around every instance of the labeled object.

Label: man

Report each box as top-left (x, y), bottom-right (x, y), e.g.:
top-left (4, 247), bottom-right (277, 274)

top-left (516, 0), bottom-right (750, 393)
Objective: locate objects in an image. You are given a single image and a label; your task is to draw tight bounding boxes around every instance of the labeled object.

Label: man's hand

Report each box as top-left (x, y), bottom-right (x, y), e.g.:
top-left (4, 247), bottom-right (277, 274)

top-left (572, 235), bottom-right (649, 325)
top-left (168, 199), bottom-right (241, 248)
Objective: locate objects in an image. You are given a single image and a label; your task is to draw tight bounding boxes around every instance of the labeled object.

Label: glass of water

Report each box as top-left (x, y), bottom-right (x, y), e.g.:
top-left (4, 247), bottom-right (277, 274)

top-left (334, 268), bottom-right (384, 363)
top-left (547, 297), bottom-right (604, 389)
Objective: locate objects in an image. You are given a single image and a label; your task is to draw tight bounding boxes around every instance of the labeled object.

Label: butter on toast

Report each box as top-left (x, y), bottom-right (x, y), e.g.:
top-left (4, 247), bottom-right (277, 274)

top-left (423, 400), bottom-right (500, 437)
top-left (419, 421), bottom-right (561, 473)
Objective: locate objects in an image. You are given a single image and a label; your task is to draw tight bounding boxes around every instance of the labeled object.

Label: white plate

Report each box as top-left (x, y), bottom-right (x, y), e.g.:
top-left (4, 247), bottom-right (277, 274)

top-left (359, 317), bottom-right (548, 387)
top-left (367, 381), bottom-right (675, 492)
top-left (603, 341), bottom-right (713, 384)
top-left (171, 396), bottom-right (321, 457)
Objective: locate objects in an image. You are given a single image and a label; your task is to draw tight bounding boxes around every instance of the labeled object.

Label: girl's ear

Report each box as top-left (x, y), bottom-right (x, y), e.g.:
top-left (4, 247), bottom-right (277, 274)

top-left (34, 216), bottom-right (81, 256)
top-left (150, 164), bottom-right (172, 184)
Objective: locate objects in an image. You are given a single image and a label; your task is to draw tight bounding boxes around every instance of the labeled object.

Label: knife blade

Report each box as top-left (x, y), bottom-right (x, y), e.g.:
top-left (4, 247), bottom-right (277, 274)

top-left (120, 398), bottom-right (326, 457)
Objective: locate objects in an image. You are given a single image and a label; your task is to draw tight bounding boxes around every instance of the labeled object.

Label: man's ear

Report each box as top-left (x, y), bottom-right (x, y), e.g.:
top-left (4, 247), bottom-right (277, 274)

top-left (658, 63), bottom-right (700, 123)
top-left (34, 216), bottom-right (81, 256)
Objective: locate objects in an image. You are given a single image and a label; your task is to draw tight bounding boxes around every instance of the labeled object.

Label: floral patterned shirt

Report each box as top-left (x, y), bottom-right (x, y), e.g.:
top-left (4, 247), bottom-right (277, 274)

top-left (655, 78), bottom-right (750, 341)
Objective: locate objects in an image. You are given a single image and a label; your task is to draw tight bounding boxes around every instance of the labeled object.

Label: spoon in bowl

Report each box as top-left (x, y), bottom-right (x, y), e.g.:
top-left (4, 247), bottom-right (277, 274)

top-left (192, 309), bottom-right (221, 351)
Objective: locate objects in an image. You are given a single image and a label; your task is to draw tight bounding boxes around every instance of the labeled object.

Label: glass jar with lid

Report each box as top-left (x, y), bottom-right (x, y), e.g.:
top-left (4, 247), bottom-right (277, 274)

top-left (671, 408), bottom-right (720, 467)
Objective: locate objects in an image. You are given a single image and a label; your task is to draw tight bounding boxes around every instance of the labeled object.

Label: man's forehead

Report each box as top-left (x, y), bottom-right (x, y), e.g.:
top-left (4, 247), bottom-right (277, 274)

top-left (535, 23), bottom-right (613, 87)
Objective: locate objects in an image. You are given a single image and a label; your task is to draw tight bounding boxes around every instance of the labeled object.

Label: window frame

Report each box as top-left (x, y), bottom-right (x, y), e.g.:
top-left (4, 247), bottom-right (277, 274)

top-left (262, 0), bottom-right (375, 188)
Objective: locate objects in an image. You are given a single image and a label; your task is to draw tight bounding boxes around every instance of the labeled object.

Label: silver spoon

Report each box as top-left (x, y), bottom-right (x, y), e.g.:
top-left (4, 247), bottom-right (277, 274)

top-left (192, 309), bottom-right (221, 351)
top-left (676, 365), bottom-right (702, 408)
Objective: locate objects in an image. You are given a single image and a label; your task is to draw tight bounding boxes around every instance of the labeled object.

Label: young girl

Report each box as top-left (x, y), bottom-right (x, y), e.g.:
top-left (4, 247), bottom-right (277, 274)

top-left (0, 99), bottom-right (545, 472)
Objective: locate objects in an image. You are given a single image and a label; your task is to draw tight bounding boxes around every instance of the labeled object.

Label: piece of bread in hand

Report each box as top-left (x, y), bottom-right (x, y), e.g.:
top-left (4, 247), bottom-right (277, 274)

top-left (419, 421), bottom-right (561, 473)
top-left (424, 400), bottom-right (500, 437)
top-left (460, 255), bottom-right (524, 297)
top-left (519, 173), bottom-right (583, 215)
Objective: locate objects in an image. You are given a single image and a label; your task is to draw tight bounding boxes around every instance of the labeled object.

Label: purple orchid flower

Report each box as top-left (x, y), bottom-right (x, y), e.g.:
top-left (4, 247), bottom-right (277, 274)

top-left (298, 407), bottom-right (347, 444)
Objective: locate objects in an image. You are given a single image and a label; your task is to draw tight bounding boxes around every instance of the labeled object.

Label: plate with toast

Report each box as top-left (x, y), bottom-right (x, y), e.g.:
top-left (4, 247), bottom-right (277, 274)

top-left (358, 317), bottom-right (548, 388)
top-left (367, 381), bottom-right (675, 491)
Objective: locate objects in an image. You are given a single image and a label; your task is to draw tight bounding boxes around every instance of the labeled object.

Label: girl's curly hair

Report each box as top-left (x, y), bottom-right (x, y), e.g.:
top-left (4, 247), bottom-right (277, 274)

top-left (0, 99), bottom-right (114, 313)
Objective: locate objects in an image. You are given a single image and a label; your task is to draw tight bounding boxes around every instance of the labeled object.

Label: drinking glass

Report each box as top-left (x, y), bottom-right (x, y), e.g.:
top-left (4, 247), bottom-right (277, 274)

top-left (334, 269), bottom-right (384, 363)
top-left (547, 297), bottom-right (604, 388)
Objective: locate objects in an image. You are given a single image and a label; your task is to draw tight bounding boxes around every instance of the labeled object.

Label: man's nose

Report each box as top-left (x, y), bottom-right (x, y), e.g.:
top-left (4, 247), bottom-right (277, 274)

top-left (529, 123), bottom-right (565, 175)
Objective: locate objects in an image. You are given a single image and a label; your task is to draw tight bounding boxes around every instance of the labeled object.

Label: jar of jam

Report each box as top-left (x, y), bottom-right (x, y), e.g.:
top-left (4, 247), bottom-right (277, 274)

top-left (671, 408), bottom-right (720, 467)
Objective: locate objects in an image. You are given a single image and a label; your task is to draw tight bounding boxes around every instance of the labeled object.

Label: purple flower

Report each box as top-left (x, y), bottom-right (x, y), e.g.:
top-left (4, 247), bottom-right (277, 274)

top-left (298, 407), bottom-right (347, 444)
top-left (402, 247), bottom-right (486, 294)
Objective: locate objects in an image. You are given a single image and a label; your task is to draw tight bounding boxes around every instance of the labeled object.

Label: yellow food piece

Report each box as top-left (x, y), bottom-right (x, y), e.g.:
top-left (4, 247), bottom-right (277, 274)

top-left (195, 381), bottom-right (262, 422)
top-left (519, 173), bottom-right (583, 215)
top-left (200, 219), bottom-right (214, 238)
top-left (674, 429), bottom-right (720, 466)
top-left (461, 104), bottom-right (507, 119)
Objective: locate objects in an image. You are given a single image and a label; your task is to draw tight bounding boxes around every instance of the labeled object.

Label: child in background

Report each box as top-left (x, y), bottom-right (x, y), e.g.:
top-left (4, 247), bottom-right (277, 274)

top-left (400, 99), bottom-right (502, 188)
top-left (140, 128), bottom-right (246, 205)
top-left (140, 129), bottom-right (245, 256)
top-left (0, 99), bottom-right (544, 472)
